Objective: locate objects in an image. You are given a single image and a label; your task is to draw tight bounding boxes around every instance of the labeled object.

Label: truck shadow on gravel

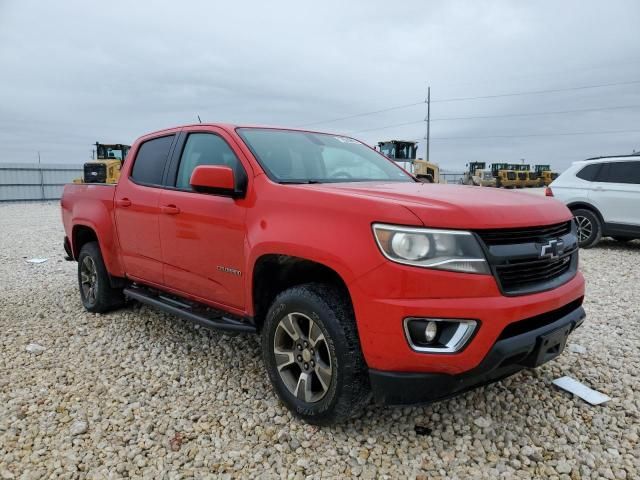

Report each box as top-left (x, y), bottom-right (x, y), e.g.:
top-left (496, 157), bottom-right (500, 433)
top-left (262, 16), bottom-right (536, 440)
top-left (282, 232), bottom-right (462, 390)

top-left (116, 302), bottom-right (564, 432)
top-left (591, 238), bottom-right (640, 251)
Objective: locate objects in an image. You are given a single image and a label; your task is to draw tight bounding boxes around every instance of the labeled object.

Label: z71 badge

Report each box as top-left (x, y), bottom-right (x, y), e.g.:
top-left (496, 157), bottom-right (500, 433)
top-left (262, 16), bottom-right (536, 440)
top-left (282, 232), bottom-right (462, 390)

top-left (217, 266), bottom-right (242, 276)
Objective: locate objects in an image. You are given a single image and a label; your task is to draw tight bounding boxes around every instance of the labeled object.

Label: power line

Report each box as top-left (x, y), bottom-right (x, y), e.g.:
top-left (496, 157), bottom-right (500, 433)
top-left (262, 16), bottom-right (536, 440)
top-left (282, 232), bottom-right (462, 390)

top-left (349, 104), bottom-right (640, 134)
top-left (298, 79), bottom-right (640, 128)
top-left (414, 128), bottom-right (640, 142)
top-left (297, 101), bottom-right (425, 128)
top-left (430, 79), bottom-right (640, 104)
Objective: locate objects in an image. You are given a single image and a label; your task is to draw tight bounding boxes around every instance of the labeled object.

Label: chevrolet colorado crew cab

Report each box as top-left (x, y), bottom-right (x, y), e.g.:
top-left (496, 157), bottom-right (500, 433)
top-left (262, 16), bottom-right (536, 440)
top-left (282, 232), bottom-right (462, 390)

top-left (61, 124), bottom-right (586, 425)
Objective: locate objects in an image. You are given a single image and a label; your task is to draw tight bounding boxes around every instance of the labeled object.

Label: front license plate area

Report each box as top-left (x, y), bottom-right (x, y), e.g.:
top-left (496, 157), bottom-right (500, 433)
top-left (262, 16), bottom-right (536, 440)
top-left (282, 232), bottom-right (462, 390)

top-left (532, 325), bottom-right (572, 367)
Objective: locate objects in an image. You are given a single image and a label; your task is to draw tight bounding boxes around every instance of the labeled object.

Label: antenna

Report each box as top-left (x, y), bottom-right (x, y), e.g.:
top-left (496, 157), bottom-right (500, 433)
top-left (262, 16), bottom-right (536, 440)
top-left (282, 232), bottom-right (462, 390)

top-left (197, 115), bottom-right (202, 124)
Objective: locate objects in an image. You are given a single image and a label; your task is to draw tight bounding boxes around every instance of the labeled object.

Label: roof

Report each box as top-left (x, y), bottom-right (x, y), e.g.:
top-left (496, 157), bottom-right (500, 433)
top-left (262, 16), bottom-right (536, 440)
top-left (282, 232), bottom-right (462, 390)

top-left (575, 153), bottom-right (640, 164)
top-left (136, 123), bottom-right (355, 141)
top-left (377, 140), bottom-right (418, 144)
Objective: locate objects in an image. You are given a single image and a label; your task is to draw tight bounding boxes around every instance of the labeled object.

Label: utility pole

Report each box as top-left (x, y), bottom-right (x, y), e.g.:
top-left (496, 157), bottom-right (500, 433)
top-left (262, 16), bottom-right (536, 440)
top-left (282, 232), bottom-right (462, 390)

top-left (424, 86), bottom-right (431, 163)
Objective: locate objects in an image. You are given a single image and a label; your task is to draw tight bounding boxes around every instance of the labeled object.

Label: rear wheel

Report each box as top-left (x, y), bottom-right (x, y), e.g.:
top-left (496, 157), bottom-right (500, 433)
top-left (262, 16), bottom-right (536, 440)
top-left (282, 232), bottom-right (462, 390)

top-left (572, 209), bottom-right (602, 248)
top-left (262, 283), bottom-right (370, 425)
top-left (77, 242), bottom-right (125, 313)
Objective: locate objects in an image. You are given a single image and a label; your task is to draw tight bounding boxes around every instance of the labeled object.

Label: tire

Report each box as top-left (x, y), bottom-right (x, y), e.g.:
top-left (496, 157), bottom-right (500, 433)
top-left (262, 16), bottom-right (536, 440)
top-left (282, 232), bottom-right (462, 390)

top-left (77, 241), bottom-right (125, 313)
top-left (572, 209), bottom-right (602, 248)
top-left (261, 283), bottom-right (370, 425)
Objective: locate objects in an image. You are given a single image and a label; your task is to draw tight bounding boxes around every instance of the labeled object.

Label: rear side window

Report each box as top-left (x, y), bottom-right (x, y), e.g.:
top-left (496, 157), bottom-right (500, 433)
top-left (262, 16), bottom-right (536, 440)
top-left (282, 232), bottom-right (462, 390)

top-left (131, 135), bottom-right (175, 185)
top-left (575, 164), bottom-right (601, 182)
top-left (175, 133), bottom-right (242, 189)
top-left (604, 161), bottom-right (640, 184)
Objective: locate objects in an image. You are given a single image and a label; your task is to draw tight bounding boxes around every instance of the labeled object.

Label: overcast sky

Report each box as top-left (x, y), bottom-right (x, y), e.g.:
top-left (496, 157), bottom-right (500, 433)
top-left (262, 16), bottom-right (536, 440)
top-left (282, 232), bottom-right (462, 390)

top-left (1, 0), bottom-right (639, 170)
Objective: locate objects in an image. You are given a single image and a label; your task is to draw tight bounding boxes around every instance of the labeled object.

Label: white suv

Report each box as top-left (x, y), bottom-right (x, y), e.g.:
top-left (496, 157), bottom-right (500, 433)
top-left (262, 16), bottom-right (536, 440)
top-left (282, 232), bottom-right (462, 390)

top-left (547, 155), bottom-right (640, 248)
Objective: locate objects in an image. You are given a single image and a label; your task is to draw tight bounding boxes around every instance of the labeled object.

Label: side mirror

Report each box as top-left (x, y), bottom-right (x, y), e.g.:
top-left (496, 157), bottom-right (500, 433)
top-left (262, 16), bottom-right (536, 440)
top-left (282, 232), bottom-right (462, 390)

top-left (190, 165), bottom-right (238, 196)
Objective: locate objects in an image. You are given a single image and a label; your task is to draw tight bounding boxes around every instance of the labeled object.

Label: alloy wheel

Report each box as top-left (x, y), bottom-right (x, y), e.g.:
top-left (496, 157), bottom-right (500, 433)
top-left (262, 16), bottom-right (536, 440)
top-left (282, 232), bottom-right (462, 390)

top-left (574, 215), bottom-right (593, 243)
top-left (80, 256), bottom-right (98, 303)
top-left (273, 312), bottom-right (333, 403)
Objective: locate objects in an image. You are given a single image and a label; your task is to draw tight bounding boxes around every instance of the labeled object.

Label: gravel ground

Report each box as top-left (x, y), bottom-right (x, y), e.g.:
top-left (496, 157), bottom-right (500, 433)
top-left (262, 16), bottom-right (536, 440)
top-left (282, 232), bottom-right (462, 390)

top-left (1, 202), bottom-right (638, 479)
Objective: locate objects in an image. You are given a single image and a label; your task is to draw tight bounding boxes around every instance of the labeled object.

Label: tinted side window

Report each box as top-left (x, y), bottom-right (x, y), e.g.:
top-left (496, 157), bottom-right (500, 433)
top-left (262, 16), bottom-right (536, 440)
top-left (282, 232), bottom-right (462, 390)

top-left (176, 133), bottom-right (241, 189)
top-left (576, 164), bottom-right (601, 182)
top-left (131, 135), bottom-right (174, 185)
top-left (604, 161), bottom-right (640, 184)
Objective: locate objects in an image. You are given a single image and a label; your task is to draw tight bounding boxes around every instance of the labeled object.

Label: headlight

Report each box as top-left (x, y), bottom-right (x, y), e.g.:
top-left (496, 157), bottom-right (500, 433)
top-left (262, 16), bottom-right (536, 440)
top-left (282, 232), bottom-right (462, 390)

top-left (372, 223), bottom-right (490, 274)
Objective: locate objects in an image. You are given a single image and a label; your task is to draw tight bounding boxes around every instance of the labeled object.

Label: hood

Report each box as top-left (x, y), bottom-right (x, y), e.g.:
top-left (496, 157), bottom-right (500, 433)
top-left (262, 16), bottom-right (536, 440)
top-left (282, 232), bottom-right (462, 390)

top-left (307, 182), bottom-right (572, 229)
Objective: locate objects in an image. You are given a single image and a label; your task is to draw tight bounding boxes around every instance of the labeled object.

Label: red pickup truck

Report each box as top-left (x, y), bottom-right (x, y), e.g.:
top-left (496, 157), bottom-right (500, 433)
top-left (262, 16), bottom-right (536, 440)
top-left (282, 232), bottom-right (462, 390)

top-left (61, 124), bottom-right (586, 424)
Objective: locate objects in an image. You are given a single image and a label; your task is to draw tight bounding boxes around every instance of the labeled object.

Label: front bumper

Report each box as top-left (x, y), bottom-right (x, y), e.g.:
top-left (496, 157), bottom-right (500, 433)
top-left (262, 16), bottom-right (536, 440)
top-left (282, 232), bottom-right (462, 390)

top-left (350, 261), bottom-right (585, 373)
top-left (369, 302), bottom-right (585, 405)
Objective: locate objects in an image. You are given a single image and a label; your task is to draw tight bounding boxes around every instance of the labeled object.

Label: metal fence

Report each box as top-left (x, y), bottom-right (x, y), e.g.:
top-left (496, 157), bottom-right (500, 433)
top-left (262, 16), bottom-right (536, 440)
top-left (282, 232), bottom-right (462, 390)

top-left (0, 164), bottom-right (467, 200)
top-left (440, 171), bottom-right (465, 184)
top-left (0, 163), bottom-right (82, 202)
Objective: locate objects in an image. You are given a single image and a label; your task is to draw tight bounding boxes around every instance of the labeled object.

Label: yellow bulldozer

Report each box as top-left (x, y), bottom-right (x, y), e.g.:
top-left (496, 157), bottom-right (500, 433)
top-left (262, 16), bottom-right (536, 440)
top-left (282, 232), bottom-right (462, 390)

top-left (376, 140), bottom-right (440, 183)
top-left (74, 142), bottom-right (131, 184)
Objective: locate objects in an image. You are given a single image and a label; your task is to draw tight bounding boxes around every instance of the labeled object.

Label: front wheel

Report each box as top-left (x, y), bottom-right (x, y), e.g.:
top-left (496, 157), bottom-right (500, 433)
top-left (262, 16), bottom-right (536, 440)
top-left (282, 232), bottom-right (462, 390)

top-left (77, 242), bottom-right (125, 313)
top-left (262, 283), bottom-right (370, 425)
top-left (572, 209), bottom-right (602, 248)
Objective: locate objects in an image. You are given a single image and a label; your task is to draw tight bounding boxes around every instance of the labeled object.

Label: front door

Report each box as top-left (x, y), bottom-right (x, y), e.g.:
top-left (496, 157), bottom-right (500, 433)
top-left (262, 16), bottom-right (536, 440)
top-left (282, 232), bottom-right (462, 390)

top-left (114, 134), bottom-right (176, 283)
top-left (158, 128), bottom-right (249, 310)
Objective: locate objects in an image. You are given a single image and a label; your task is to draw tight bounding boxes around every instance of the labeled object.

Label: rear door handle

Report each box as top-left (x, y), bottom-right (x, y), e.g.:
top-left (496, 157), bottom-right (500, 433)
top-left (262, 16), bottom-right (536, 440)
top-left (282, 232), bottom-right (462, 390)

top-left (160, 204), bottom-right (181, 215)
top-left (116, 198), bottom-right (132, 207)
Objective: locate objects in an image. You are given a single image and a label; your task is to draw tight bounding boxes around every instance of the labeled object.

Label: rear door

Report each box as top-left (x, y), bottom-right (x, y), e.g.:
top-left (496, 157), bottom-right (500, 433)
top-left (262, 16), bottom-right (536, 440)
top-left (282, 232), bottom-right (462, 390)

top-left (114, 134), bottom-right (177, 283)
top-left (158, 127), bottom-right (250, 310)
top-left (589, 160), bottom-right (640, 226)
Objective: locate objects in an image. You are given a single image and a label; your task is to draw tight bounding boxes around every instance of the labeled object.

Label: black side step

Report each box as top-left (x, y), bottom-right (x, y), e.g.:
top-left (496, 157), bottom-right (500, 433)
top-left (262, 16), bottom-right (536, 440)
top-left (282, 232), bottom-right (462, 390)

top-left (123, 287), bottom-right (256, 334)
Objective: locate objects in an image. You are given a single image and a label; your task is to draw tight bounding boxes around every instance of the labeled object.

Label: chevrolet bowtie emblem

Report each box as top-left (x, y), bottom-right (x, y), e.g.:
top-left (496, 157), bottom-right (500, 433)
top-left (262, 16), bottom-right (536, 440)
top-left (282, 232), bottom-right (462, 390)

top-left (540, 239), bottom-right (563, 260)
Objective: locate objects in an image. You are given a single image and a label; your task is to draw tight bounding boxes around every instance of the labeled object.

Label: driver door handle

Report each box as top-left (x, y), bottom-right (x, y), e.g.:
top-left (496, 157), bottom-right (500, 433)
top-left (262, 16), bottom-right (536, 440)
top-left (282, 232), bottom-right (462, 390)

top-left (160, 204), bottom-right (181, 215)
top-left (116, 198), bottom-right (132, 207)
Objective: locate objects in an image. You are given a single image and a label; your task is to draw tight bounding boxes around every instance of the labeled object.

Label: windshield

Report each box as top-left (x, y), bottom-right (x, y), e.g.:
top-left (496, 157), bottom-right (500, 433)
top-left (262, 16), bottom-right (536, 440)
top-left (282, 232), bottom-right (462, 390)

top-left (96, 145), bottom-right (129, 161)
top-left (237, 128), bottom-right (413, 184)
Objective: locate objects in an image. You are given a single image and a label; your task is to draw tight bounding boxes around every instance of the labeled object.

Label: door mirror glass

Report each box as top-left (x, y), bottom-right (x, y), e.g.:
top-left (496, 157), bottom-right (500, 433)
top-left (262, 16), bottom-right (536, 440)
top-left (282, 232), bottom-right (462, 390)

top-left (190, 165), bottom-right (237, 195)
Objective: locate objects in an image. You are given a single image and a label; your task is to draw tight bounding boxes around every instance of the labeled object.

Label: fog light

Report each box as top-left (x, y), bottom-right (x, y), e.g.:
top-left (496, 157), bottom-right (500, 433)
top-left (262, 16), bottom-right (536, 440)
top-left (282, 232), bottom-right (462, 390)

top-left (424, 321), bottom-right (438, 343)
top-left (404, 318), bottom-right (477, 353)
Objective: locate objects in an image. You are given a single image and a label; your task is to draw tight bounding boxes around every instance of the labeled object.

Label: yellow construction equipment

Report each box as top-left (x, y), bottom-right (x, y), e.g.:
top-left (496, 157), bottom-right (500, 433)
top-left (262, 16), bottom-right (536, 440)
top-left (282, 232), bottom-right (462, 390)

top-left (463, 162), bottom-right (496, 187)
top-left (535, 165), bottom-right (559, 186)
top-left (491, 163), bottom-right (518, 188)
top-left (74, 142), bottom-right (130, 184)
top-left (376, 140), bottom-right (440, 182)
top-left (510, 164), bottom-right (530, 188)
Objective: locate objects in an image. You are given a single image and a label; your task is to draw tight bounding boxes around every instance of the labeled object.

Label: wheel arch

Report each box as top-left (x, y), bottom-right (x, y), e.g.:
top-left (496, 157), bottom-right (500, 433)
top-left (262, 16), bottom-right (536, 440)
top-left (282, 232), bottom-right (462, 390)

top-left (71, 222), bottom-right (126, 287)
top-left (71, 223), bottom-right (99, 259)
top-left (566, 201), bottom-right (604, 224)
top-left (251, 254), bottom-right (353, 332)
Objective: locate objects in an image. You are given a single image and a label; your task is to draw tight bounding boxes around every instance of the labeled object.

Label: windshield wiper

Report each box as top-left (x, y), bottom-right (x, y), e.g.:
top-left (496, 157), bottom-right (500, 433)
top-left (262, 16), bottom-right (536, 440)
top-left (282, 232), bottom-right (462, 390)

top-left (279, 180), bottom-right (323, 184)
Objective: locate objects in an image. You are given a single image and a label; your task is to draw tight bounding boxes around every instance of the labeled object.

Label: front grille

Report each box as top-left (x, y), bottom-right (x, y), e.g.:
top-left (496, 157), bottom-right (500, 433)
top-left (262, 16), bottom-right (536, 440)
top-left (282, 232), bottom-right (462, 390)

top-left (84, 163), bottom-right (107, 183)
top-left (495, 251), bottom-right (575, 292)
top-left (477, 221), bottom-right (571, 246)
top-left (475, 221), bottom-right (577, 295)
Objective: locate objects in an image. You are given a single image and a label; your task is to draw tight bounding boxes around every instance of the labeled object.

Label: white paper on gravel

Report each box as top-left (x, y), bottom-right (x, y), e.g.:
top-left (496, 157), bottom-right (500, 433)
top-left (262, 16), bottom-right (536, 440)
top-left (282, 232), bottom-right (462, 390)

top-left (26, 258), bottom-right (48, 263)
top-left (552, 376), bottom-right (611, 405)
